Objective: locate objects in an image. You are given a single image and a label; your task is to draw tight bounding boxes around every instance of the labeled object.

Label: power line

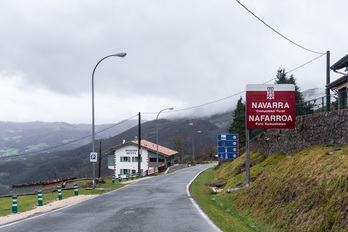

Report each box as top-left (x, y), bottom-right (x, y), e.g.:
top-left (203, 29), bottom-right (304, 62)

top-left (3, 114), bottom-right (139, 158)
top-left (285, 53), bottom-right (326, 74)
top-left (235, 0), bottom-right (325, 55)
top-left (263, 53), bottom-right (326, 84)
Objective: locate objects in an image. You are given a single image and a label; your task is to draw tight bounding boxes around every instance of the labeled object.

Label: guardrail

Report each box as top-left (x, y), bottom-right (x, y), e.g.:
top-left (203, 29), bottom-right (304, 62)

top-left (164, 164), bottom-right (189, 174)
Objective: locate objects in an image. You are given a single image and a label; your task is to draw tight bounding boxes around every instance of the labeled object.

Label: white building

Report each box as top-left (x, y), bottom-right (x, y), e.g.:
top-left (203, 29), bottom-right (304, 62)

top-left (106, 139), bottom-right (178, 177)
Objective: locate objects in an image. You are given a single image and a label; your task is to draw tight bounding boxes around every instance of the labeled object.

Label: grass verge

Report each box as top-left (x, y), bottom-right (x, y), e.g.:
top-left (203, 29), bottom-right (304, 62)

top-left (192, 168), bottom-right (279, 232)
top-left (0, 179), bottom-right (123, 217)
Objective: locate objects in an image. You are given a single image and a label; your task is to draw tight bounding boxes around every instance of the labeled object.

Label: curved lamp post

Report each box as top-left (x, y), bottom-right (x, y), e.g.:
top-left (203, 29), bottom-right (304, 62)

top-left (188, 122), bottom-right (201, 162)
top-left (91, 52), bottom-right (126, 188)
top-left (156, 107), bottom-right (174, 173)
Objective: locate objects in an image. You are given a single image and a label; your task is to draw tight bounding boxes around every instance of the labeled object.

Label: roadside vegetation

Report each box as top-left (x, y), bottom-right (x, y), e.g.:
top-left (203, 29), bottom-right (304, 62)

top-left (0, 178), bottom-right (123, 217)
top-left (192, 145), bottom-right (347, 232)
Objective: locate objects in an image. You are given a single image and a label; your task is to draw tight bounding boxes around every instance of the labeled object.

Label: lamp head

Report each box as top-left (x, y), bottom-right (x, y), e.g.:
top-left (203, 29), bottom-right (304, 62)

top-left (114, 53), bottom-right (127, 58)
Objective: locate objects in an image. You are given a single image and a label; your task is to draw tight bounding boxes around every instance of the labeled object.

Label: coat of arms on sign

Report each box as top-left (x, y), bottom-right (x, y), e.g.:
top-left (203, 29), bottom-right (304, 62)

top-left (267, 87), bottom-right (275, 100)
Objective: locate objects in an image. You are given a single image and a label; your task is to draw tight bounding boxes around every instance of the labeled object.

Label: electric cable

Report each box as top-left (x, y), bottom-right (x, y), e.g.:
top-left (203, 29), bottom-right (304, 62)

top-left (3, 114), bottom-right (139, 158)
top-left (235, 0), bottom-right (325, 55)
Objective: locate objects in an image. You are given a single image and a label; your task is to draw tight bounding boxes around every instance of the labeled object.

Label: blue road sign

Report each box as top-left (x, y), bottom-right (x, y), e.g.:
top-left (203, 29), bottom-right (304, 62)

top-left (217, 134), bottom-right (238, 160)
top-left (90, 152), bottom-right (98, 162)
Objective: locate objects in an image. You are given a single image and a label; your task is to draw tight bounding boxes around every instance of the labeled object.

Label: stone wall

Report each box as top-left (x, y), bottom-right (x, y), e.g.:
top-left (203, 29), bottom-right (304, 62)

top-left (250, 109), bottom-right (348, 156)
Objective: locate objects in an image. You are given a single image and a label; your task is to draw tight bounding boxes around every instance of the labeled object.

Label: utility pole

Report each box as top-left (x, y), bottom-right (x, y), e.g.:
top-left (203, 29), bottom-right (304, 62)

top-left (98, 141), bottom-right (102, 178)
top-left (326, 50), bottom-right (331, 111)
top-left (138, 112), bottom-right (141, 176)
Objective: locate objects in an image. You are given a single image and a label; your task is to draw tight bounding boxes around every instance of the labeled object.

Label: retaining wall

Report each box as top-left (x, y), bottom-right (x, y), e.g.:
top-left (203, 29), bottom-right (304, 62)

top-left (250, 109), bottom-right (348, 156)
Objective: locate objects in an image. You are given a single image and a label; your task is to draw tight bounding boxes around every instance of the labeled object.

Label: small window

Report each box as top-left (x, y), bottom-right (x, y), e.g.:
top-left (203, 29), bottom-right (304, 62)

top-left (120, 156), bottom-right (130, 162)
top-left (133, 157), bottom-right (142, 162)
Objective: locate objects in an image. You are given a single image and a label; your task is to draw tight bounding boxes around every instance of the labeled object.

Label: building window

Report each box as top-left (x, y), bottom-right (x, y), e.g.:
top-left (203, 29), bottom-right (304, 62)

top-left (150, 158), bottom-right (164, 162)
top-left (132, 157), bottom-right (142, 162)
top-left (120, 169), bottom-right (130, 175)
top-left (120, 156), bottom-right (130, 162)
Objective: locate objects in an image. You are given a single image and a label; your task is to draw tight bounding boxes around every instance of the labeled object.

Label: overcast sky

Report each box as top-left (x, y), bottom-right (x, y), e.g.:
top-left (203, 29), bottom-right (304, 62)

top-left (0, 0), bottom-right (347, 124)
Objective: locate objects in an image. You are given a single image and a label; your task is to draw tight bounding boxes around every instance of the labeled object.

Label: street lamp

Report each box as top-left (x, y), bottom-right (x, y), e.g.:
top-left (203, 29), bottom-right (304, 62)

top-left (192, 130), bottom-right (201, 162)
top-left (156, 107), bottom-right (174, 173)
top-left (91, 52), bottom-right (126, 188)
top-left (189, 122), bottom-right (201, 162)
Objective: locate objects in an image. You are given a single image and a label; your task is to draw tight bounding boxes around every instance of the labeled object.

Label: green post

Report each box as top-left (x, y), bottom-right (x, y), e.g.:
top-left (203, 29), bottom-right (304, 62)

top-left (74, 183), bottom-right (78, 196)
top-left (131, 173), bottom-right (134, 180)
top-left (126, 174), bottom-right (129, 181)
top-left (58, 186), bottom-right (62, 200)
top-left (38, 190), bottom-right (43, 206)
top-left (112, 174), bottom-right (115, 184)
top-left (136, 172), bottom-right (139, 179)
top-left (145, 170), bottom-right (148, 177)
top-left (118, 174), bottom-right (122, 182)
top-left (12, 195), bottom-right (17, 213)
top-left (141, 171), bottom-right (143, 178)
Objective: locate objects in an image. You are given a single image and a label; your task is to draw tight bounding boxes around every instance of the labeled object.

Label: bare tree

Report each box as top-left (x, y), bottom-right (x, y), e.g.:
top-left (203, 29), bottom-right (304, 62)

top-left (172, 134), bottom-right (187, 163)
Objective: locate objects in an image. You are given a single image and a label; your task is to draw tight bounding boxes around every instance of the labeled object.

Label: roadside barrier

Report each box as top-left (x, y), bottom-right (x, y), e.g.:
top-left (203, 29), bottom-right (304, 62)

top-left (12, 195), bottom-right (17, 213)
top-left (165, 163), bottom-right (189, 174)
top-left (126, 174), bottom-right (129, 181)
top-left (38, 190), bottom-right (43, 206)
top-left (112, 174), bottom-right (115, 183)
top-left (118, 175), bottom-right (122, 182)
top-left (58, 186), bottom-right (62, 200)
top-left (131, 173), bottom-right (134, 180)
top-left (74, 183), bottom-right (78, 196)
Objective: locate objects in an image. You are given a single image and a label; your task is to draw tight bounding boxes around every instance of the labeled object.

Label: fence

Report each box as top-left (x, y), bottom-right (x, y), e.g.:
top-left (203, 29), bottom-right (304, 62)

top-left (296, 90), bottom-right (348, 115)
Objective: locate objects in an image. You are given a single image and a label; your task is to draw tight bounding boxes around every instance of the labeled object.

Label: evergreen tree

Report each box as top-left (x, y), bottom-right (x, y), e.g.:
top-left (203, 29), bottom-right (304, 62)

top-left (228, 97), bottom-right (246, 147)
top-left (275, 68), bottom-right (305, 104)
top-left (275, 68), bottom-right (307, 114)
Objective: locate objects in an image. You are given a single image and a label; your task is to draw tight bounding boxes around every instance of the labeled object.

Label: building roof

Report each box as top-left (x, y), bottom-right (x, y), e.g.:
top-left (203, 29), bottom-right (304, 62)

top-left (106, 139), bottom-right (178, 157)
top-left (331, 54), bottom-right (348, 71)
top-left (326, 76), bottom-right (348, 90)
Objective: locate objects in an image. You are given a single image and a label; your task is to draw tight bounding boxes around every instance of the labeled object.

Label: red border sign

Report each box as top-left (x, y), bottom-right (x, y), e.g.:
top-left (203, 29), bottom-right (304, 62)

top-left (246, 84), bottom-right (295, 129)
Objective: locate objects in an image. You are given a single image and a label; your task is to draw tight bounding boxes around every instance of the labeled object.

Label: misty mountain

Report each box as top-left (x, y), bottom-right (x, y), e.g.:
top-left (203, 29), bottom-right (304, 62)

top-left (302, 88), bottom-right (325, 101)
top-left (0, 120), bottom-right (137, 159)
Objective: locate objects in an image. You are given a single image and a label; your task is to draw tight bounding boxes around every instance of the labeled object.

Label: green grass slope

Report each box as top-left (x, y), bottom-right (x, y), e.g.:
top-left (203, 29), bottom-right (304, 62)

top-left (210, 146), bottom-right (347, 231)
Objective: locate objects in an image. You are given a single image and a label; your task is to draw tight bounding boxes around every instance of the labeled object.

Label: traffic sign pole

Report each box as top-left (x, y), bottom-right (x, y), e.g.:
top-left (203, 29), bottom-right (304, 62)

top-left (245, 129), bottom-right (250, 187)
top-left (90, 152), bottom-right (98, 189)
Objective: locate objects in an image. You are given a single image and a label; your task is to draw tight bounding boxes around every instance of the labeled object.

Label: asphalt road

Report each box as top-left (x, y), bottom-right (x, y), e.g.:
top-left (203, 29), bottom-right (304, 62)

top-left (0, 163), bottom-right (221, 232)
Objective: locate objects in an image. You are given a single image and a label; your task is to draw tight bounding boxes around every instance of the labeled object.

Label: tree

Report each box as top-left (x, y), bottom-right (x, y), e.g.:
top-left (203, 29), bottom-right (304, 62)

top-left (172, 134), bottom-right (187, 163)
top-left (228, 97), bottom-right (246, 147)
top-left (275, 68), bottom-right (307, 114)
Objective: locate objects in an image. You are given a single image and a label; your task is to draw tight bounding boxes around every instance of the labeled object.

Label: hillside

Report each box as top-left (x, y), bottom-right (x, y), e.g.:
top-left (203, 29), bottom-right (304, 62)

top-left (204, 145), bottom-right (347, 231)
top-left (0, 120), bottom-right (137, 159)
top-left (0, 113), bottom-right (232, 194)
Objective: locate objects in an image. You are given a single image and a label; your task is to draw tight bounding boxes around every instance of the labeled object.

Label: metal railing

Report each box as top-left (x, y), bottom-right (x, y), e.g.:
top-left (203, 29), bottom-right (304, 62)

top-left (296, 89), bottom-right (348, 116)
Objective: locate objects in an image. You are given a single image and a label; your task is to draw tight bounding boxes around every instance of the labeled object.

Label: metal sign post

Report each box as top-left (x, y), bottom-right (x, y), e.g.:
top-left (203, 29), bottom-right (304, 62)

top-left (245, 128), bottom-right (250, 187)
top-left (90, 152), bottom-right (98, 189)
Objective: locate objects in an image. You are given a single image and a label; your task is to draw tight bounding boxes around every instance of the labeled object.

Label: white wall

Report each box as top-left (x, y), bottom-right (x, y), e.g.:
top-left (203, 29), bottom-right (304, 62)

top-left (112, 144), bottom-right (149, 178)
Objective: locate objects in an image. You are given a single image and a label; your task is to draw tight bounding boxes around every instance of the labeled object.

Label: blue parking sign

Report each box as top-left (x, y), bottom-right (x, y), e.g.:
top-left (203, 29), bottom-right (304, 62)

top-left (90, 152), bottom-right (98, 162)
